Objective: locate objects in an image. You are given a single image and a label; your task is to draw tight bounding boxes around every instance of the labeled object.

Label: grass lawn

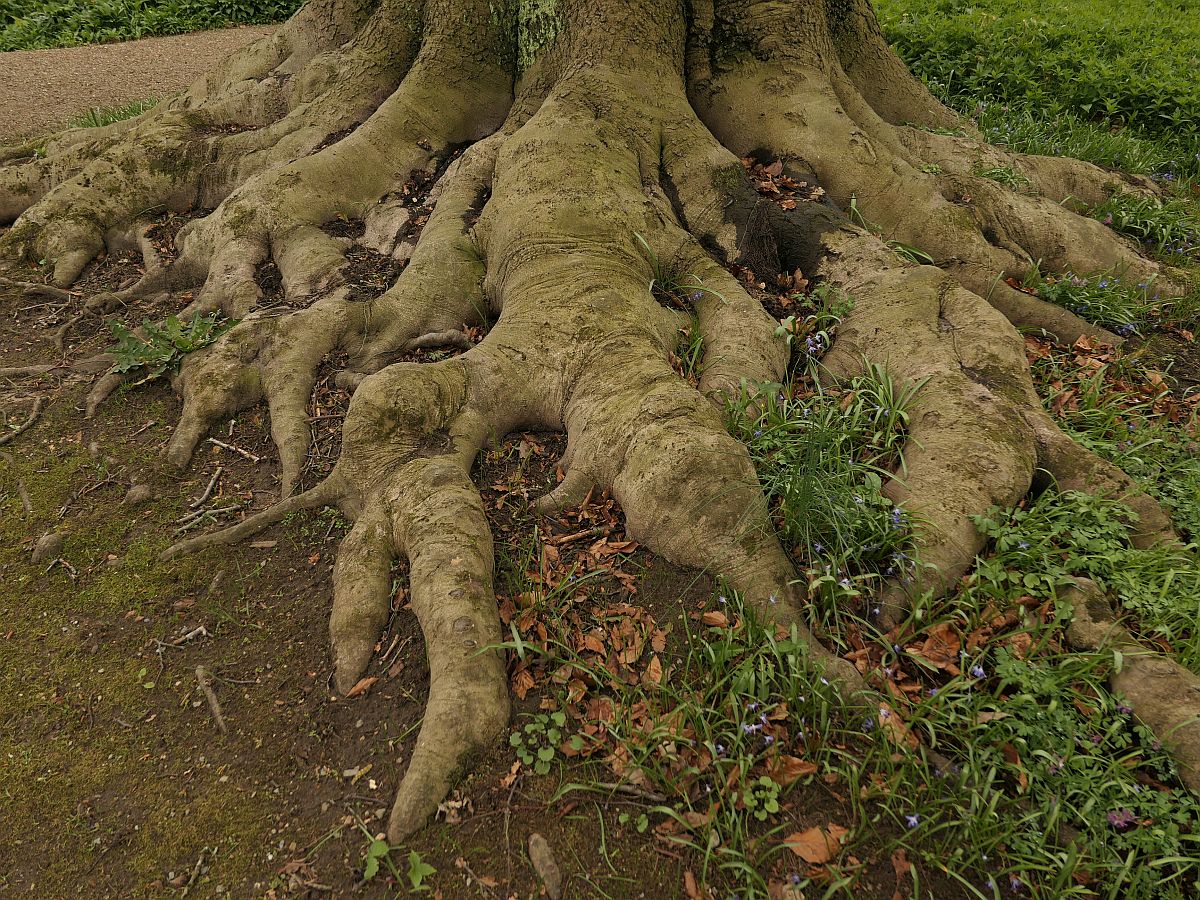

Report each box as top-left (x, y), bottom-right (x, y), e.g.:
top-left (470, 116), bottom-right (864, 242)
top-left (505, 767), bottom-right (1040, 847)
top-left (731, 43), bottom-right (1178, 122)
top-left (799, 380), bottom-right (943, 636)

top-left (0, 0), bottom-right (300, 51)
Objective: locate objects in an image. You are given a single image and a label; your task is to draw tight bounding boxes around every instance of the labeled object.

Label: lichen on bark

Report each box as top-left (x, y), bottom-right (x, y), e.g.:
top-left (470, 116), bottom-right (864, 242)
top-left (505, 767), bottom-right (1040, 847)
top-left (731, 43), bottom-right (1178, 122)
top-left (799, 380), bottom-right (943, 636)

top-left (0, 0), bottom-right (1190, 841)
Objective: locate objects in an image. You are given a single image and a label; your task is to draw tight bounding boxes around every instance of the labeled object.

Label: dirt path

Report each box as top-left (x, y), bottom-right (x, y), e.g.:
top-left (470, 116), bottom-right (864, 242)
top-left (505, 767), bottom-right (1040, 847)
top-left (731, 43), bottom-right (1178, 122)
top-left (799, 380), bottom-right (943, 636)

top-left (0, 25), bottom-right (275, 140)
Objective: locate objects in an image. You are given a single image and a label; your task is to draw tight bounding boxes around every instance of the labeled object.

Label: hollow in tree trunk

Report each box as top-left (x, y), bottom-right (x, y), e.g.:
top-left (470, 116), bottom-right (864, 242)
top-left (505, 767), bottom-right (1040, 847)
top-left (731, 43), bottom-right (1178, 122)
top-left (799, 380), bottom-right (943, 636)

top-left (0, 0), bottom-right (1191, 840)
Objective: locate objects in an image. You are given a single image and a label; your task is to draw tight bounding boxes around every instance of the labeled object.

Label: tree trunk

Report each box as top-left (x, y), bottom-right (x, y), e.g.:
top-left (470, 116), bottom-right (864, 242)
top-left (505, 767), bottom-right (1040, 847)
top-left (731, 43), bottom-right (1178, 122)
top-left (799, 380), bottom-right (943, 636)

top-left (0, 0), bottom-right (1187, 840)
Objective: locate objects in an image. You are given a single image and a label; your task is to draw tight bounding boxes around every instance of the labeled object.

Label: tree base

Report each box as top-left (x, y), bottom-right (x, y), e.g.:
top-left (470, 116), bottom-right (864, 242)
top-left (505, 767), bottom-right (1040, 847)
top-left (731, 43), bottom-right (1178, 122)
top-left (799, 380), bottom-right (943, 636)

top-left (0, 0), bottom-right (1188, 839)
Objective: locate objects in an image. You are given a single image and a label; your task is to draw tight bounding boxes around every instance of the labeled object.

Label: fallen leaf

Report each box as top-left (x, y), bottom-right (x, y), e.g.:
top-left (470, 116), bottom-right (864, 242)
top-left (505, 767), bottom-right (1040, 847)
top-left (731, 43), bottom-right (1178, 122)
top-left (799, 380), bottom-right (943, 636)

top-left (891, 847), bottom-right (911, 899)
top-left (766, 755), bottom-right (818, 787)
top-left (701, 611), bottom-right (729, 628)
top-left (345, 676), bottom-right (378, 698)
top-left (784, 823), bottom-right (849, 863)
top-left (643, 654), bottom-right (663, 685)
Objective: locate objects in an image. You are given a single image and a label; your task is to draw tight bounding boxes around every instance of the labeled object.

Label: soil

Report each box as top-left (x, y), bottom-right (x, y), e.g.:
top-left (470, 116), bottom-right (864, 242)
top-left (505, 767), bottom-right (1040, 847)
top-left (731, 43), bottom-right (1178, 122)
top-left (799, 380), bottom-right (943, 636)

top-left (0, 216), bottom-right (952, 897)
top-left (0, 26), bottom-right (275, 139)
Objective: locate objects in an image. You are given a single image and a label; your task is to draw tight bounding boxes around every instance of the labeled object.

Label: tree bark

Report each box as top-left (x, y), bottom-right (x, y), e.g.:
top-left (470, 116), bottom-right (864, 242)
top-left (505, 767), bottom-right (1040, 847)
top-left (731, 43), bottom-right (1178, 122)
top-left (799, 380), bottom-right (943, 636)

top-left (0, 0), bottom-right (1186, 840)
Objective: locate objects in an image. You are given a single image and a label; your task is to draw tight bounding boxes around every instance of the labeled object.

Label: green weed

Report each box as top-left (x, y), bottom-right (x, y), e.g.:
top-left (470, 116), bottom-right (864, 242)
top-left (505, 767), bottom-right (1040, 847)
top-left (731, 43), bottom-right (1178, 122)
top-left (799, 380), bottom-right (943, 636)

top-left (773, 281), bottom-right (854, 364)
top-left (510, 710), bottom-right (569, 775)
top-left (107, 313), bottom-right (233, 383)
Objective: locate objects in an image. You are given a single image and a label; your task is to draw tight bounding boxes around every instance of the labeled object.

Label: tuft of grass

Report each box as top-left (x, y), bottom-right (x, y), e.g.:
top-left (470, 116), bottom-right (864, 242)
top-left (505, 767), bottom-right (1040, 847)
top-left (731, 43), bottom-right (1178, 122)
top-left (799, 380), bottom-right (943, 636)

top-left (974, 163), bottom-right (1032, 191)
top-left (68, 98), bottom-right (158, 129)
top-left (1030, 348), bottom-right (1200, 544)
top-left (1091, 191), bottom-right (1200, 262)
top-left (1020, 270), bottom-right (1163, 336)
top-left (727, 362), bottom-right (923, 635)
top-left (633, 232), bottom-right (725, 310)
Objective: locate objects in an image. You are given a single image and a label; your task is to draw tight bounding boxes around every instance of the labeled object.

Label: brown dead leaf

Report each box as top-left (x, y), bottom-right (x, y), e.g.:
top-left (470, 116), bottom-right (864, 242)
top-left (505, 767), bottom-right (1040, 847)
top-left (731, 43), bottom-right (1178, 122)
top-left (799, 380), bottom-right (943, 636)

top-left (766, 755), bottom-right (818, 787)
top-left (1001, 742), bottom-right (1029, 791)
top-left (512, 668), bottom-right (536, 700)
top-left (891, 847), bottom-right (912, 900)
top-left (911, 622), bottom-right (961, 672)
top-left (701, 611), bottom-right (729, 628)
top-left (344, 676), bottom-right (378, 698)
top-left (643, 654), bottom-right (663, 686)
top-left (784, 824), bottom-right (849, 863)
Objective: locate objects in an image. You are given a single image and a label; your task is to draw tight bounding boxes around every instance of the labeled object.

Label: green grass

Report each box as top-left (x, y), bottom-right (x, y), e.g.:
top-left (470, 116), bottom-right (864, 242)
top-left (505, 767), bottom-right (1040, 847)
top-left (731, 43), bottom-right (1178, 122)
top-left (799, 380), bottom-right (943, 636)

top-left (67, 98), bottom-right (158, 130)
top-left (727, 355), bottom-right (922, 637)
top-left (1014, 269), bottom-right (1200, 337)
top-left (0, 0), bottom-right (299, 51)
top-left (876, 0), bottom-right (1200, 149)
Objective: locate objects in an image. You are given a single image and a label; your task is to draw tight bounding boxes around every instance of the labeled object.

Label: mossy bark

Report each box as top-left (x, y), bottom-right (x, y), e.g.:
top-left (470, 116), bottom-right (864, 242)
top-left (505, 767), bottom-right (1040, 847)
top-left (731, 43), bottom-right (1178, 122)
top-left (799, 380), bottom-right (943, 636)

top-left (0, 0), bottom-right (1187, 840)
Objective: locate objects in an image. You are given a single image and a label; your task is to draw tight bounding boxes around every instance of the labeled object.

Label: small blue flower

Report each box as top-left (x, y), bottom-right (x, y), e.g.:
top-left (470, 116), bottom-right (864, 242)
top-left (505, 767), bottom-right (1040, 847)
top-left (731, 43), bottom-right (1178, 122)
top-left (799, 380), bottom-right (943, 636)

top-left (905, 814), bottom-right (920, 829)
top-left (971, 664), bottom-right (986, 678)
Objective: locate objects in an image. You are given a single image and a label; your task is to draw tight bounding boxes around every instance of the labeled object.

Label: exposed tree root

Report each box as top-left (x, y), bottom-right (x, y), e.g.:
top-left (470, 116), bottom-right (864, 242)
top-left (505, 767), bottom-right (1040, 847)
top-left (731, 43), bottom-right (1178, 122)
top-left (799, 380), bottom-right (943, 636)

top-left (3, 0), bottom-right (1195, 839)
top-left (0, 396), bottom-right (46, 447)
top-left (1065, 579), bottom-right (1200, 793)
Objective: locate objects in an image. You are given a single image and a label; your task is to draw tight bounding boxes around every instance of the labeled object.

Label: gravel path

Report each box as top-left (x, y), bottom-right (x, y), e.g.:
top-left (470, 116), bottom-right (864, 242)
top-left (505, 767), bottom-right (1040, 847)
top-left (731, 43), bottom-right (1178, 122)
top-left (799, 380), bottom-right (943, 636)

top-left (0, 25), bottom-right (275, 140)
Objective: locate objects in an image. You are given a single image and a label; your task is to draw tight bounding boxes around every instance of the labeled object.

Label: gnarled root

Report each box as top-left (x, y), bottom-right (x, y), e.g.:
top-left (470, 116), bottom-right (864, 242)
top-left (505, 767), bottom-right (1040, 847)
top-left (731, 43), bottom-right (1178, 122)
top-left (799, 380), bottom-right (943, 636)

top-left (1065, 579), bottom-right (1200, 795)
top-left (9, 0), bottom-right (1192, 841)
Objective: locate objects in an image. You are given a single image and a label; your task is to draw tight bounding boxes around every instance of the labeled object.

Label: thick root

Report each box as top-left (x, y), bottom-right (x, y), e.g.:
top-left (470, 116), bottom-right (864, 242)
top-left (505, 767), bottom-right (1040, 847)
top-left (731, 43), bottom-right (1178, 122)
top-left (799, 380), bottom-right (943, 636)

top-left (1065, 580), bottom-right (1200, 796)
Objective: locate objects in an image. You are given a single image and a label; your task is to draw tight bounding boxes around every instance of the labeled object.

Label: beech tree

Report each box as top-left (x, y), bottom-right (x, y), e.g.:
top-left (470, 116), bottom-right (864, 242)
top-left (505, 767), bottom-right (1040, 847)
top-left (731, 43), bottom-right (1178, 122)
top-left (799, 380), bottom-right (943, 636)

top-left (0, 0), bottom-right (1189, 841)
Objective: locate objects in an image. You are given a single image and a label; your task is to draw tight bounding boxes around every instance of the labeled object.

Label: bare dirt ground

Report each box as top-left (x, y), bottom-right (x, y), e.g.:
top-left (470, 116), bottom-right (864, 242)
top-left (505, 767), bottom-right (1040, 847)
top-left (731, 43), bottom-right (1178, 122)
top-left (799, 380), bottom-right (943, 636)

top-left (0, 26), bottom-right (274, 139)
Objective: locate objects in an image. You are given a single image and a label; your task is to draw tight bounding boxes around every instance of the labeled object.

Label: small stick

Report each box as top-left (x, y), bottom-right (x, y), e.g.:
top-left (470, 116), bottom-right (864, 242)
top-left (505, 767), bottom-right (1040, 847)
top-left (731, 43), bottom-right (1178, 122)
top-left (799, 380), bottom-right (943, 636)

top-left (171, 625), bottom-right (209, 646)
top-left (0, 364), bottom-right (56, 378)
top-left (174, 505), bottom-right (243, 534)
top-left (130, 419), bottom-right (157, 437)
top-left (22, 283), bottom-right (76, 302)
top-left (206, 438), bottom-right (261, 463)
top-left (0, 397), bottom-right (46, 447)
top-left (195, 666), bottom-right (228, 734)
top-left (175, 507), bottom-right (207, 526)
top-left (16, 479), bottom-right (32, 516)
top-left (190, 466), bottom-right (223, 508)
